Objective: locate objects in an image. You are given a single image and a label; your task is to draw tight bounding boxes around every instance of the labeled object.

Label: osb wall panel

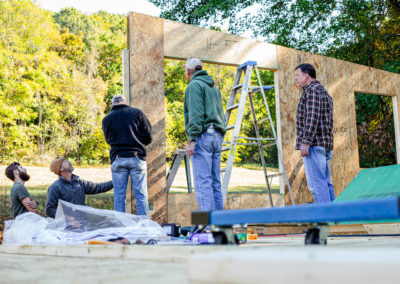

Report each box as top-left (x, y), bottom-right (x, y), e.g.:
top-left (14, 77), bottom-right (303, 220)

top-left (163, 19), bottom-right (277, 69)
top-left (128, 13), bottom-right (167, 223)
top-left (168, 193), bottom-right (284, 226)
top-left (277, 46), bottom-right (400, 204)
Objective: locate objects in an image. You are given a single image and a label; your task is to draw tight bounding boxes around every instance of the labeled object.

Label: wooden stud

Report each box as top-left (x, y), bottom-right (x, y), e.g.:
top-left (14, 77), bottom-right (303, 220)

top-left (128, 12), bottom-right (167, 223)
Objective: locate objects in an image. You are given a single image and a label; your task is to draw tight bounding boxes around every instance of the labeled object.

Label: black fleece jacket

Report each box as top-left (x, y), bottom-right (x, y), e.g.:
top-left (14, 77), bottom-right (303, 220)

top-left (102, 104), bottom-right (152, 164)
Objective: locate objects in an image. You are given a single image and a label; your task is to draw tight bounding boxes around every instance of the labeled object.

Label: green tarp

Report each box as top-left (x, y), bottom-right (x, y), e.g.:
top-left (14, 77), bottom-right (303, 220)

top-left (334, 164), bottom-right (400, 224)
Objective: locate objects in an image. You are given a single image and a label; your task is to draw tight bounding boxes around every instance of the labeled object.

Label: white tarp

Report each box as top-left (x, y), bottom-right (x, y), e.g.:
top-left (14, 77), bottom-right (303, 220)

top-left (3, 200), bottom-right (169, 245)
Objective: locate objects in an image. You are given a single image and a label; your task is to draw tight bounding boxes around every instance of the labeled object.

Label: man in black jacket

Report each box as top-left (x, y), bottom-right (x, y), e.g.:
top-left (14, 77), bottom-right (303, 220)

top-left (46, 158), bottom-right (113, 218)
top-left (102, 95), bottom-right (152, 215)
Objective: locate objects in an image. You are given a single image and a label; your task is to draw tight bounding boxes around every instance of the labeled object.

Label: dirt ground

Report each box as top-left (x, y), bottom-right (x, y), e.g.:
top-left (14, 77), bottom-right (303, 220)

top-left (0, 164), bottom-right (279, 191)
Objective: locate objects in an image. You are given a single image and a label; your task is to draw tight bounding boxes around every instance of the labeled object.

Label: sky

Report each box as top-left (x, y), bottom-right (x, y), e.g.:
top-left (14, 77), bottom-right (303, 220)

top-left (36, 0), bottom-right (161, 16)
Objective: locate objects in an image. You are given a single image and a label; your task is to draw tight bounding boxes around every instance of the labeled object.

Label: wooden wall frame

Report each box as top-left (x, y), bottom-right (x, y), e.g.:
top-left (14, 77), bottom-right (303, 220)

top-left (126, 12), bottom-right (400, 222)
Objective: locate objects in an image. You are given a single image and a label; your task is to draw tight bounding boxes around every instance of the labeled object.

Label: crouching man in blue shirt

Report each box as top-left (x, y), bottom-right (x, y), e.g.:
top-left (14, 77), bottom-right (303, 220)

top-left (45, 157), bottom-right (113, 218)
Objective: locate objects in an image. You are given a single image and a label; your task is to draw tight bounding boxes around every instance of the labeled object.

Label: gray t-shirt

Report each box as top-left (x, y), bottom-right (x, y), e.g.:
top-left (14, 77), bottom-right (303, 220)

top-left (10, 182), bottom-right (30, 218)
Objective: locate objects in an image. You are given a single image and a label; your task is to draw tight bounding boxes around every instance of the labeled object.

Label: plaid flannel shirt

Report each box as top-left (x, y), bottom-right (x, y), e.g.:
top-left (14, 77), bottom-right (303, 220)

top-left (295, 80), bottom-right (334, 150)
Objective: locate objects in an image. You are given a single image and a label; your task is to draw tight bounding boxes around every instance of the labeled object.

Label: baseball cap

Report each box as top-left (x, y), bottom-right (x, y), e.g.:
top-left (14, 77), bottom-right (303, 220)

top-left (50, 157), bottom-right (65, 175)
top-left (185, 58), bottom-right (202, 70)
top-left (112, 95), bottom-right (126, 104)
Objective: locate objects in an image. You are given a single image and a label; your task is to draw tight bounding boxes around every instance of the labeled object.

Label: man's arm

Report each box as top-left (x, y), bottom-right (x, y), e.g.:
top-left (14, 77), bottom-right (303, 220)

top-left (46, 186), bottom-right (59, 218)
top-left (302, 87), bottom-right (321, 145)
top-left (83, 180), bottom-right (113, 195)
top-left (139, 111), bottom-right (152, 145)
top-left (21, 197), bottom-right (39, 215)
top-left (102, 117), bottom-right (111, 144)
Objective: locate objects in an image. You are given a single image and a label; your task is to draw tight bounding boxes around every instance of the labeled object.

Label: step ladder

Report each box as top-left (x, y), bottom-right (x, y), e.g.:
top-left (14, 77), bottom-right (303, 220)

top-left (221, 61), bottom-right (296, 206)
top-left (166, 149), bottom-right (192, 193)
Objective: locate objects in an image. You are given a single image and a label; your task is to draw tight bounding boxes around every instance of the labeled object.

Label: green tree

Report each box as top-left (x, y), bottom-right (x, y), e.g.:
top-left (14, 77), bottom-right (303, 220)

top-left (0, 0), bottom-right (110, 165)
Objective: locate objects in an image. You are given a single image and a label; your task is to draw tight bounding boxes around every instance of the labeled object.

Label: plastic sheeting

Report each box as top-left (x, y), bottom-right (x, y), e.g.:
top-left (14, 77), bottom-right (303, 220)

top-left (3, 200), bottom-right (169, 245)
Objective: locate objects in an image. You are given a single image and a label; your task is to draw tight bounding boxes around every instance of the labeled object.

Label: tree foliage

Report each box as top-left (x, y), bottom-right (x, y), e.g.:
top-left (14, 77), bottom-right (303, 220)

top-left (0, 0), bottom-right (125, 165)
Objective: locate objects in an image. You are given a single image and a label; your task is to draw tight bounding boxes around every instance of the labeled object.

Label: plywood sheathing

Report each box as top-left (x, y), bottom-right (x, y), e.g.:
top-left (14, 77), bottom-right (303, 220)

top-left (127, 13), bottom-right (167, 223)
top-left (168, 193), bottom-right (284, 226)
top-left (127, 13), bottom-right (400, 214)
top-left (277, 46), bottom-right (400, 204)
top-left (163, 19), bottom-right (278, 69)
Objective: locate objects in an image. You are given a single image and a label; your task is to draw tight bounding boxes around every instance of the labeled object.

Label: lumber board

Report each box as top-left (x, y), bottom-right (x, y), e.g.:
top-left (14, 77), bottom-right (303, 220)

top-left (163, 19), bottom-right (278, 69)
top-left (188, 248), bottom-right (400, 284)
top-left (167, 193), bottom-right (284, 226)
top-left (393, 96), bottom-right (400, 163)
top-left (122, 49), bottom-right (130, 104)
top-left (127, 12), bottom-right (167, 223)
top-left (363, 223), bottom-right (400, 235)
top-left (248, 224), bottom-right (369, 235)
top-left (0, 244), bottom-right (218, 262)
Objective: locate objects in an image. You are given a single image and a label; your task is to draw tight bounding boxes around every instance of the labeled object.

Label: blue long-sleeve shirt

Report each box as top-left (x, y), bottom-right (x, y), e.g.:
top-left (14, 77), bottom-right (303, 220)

top-left (46, 175), bottom-right (113, 218)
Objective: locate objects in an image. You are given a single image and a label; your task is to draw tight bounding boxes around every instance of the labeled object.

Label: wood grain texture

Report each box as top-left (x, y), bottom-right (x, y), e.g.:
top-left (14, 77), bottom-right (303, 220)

top-left (168, 193), bottom-right (284, 226)
top-left (128, 12), bottom-right (167, 223)
top-left (128, 13), bottom-right (400, 212)
top-left (277, 46), bottom-right (400, 204)
top-left (164, 19), bottom-right (277, 69)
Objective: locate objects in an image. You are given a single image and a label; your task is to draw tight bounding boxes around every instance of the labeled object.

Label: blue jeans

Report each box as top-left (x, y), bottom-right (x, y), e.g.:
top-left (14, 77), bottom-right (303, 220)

top-left (192, 130), bottom-right (224, 211)
top-left (111, 157), bottom-right (149, 215)
top-left (303, 146), bottom-right (335, 203)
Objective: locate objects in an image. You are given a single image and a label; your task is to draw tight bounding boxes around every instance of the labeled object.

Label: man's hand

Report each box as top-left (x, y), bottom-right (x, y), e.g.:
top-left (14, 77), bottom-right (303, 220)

top-left (27, 198), bottom-right (37, 209)
top-left (300, 144), bottom-right (310, 157)
top-left (185, 141), bottom-right (195, 157)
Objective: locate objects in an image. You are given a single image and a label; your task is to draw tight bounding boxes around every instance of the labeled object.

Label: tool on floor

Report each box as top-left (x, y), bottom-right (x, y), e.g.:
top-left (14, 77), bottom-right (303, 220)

top-left (162, 223), bottom-right (181, 237)
top-left (221, 61), bottom-right (295, 207)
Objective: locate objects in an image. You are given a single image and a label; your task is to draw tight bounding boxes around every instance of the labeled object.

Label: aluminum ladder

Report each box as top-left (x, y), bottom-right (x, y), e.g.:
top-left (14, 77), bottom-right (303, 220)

top-left (221, 61), bottom-right (296, 206)
top-left (166, 149), bottom-right (193, 193)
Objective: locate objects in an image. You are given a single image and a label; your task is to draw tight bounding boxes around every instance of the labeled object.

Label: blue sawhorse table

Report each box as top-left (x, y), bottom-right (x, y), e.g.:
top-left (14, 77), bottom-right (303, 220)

top-left (191, 197), bottom-right (400, 245)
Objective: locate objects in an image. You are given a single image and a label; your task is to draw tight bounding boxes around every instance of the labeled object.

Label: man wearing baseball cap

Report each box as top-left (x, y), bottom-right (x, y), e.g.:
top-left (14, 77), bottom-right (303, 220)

top-left (102, 94), bottom-right (152, 215)
top-left (45, 157), bottom-right (113, 218)
top-left (183, 58), bottom-right (226, 211)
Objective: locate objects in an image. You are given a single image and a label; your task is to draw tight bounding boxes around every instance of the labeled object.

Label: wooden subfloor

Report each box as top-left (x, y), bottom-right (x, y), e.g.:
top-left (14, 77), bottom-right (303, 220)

top-left (0, 235), bottom-right (399, 284)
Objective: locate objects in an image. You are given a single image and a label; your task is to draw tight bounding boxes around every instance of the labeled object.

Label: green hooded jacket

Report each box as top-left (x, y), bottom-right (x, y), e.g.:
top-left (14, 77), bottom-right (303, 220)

top-left (184, 70), bottom-right (226, 140)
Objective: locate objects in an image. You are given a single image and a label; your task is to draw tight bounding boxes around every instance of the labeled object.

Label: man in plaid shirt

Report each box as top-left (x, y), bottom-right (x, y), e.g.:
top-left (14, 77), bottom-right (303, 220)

top-left (295, 63), bottom-right (335, 203)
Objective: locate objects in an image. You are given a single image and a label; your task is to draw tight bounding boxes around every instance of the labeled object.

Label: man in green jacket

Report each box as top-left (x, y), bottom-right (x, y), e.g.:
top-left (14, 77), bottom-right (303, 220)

top-left (184, 58), bottom-right (226, 211)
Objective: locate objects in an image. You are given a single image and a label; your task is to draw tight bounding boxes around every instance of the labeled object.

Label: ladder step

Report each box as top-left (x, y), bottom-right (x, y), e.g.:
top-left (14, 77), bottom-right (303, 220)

top-left (266, 173), bottom-right (283, 178)
top-left (232, 83), bottom-right (244, 90)
top-left (256, 118), bottom-right (268, 124)
top-left (221, 146), bottom-right (231, 152)
top-left (226, 125), bottom-right (235, 131)
top-left (226, 103), bottom-right (240, 112)
top-left (237, 61), bottom-right (257, 70)
top-left (237, 136), bottom-right (275, 141)
top-left (220, 168), bottom-right (226, 173)
top-left (261, 142), bottom-right (276, 148)
top-left (249, 85), bottom-right (275, 93)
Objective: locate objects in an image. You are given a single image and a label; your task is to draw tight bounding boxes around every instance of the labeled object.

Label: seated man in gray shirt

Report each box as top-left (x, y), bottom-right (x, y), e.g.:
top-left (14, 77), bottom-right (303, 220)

top-left (5, 162), bottom-right (39, 218)
top-left (45, 157), bottom-right (113, 218)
